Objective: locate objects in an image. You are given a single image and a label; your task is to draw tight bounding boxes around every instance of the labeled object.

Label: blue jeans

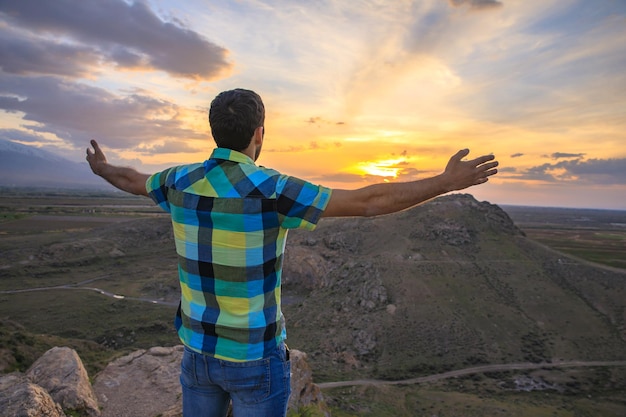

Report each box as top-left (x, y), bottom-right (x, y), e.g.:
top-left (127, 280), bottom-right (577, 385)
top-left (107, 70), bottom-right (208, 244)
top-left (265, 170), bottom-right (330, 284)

top-left (180, 343), bottom-right (291, 417)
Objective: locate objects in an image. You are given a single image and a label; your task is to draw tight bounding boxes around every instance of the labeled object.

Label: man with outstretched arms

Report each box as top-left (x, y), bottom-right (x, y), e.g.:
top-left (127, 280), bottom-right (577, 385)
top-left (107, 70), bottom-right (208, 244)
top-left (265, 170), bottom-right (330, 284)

top-left (87, 88), bottom-right (498, 417)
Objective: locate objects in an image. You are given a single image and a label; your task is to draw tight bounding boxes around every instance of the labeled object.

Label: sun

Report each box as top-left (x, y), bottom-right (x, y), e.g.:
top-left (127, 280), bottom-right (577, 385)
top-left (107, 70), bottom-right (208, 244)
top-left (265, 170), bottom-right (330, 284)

top-left (356, 158), bottom-right (406, 179)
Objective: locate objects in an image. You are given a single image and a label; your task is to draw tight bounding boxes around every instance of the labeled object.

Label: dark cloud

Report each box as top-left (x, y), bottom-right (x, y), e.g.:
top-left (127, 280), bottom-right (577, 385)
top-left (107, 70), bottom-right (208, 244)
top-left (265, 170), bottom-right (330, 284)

top-left (510, 153), bottom-right (524, 158)
top-left (498, 167), bottom-right (517, 173)
top-left (0, 0), bottom-right (232, 80)
top-left (396, 167), bottom-right (426, 179)
top-left (522, 163), bottom-right (561, 182)
top-left (550, 152), bottom-right (586, 159)
top-left (519, 158), bottom-right (626, 185)
top-left (0, 75), bottom-right (206, 149)
top-left (563, 158), bottom-right (626, 182)
top-left (306, 117), bottom-right (321, 124)
top-left (0, 27), bottom-right (101, 77)
top-left (448, 0), bottom-right (503, 10)
top-left (305, 116), bottom-right (346, 126)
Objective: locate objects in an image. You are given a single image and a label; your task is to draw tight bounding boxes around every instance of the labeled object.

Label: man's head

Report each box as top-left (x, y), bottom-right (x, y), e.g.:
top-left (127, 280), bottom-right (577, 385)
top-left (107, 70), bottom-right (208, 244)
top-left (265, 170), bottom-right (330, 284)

top-left (209, 89), bottom-right (265, 152)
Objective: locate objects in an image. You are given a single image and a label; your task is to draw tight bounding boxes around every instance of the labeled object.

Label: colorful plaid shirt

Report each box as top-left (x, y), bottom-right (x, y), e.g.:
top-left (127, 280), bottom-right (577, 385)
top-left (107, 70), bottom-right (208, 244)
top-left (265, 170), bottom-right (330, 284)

top-left (145, 148), bottom-right (332, 361)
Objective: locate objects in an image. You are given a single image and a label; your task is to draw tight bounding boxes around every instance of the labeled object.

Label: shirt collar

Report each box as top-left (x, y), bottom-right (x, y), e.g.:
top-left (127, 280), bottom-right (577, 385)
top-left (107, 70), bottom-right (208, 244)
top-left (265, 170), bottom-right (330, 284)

top-left (209, 148), bottom-right (256, 165)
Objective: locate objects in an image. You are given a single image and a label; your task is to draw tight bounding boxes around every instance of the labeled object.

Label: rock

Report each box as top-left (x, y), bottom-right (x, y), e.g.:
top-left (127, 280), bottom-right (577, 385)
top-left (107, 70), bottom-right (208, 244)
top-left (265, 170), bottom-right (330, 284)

top-left (108, 247), bottom-right (125, 257)
top-left (93, 346), bottom-right (184, 417)
top-left (93, 345), bottom-right (330, 417)
top-left (288, 349), bottom-right (331, 417)
top-left (26, 346), bottom-right (100, 416)
top-left (1, 344), bottom-right (329, 417)
top-left (0, 372), bottom-right (66, 417)
top-left (283, 245), bottom-right (332, 289)
top-left (427, 220), bottom-right (474, 246)
top-left (352, 329), bottom-right (377, 356)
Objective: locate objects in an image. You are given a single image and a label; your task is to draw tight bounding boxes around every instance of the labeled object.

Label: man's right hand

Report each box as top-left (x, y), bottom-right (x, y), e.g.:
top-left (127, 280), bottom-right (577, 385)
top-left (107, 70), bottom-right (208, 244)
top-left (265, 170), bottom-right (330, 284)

top-left (322, 149), bottom-right (498, 218)
top-left (86, 139), bottom-right (108, 176)
top-left (440, 149), bottom-right (498, 193)
top-left (85, 140), bottom-right (150, 197)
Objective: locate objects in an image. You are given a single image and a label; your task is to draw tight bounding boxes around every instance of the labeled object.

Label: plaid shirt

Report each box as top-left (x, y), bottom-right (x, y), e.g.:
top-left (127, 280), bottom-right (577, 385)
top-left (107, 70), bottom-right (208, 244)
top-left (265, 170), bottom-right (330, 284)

top-left (146, 148), bottom-right (331, 361)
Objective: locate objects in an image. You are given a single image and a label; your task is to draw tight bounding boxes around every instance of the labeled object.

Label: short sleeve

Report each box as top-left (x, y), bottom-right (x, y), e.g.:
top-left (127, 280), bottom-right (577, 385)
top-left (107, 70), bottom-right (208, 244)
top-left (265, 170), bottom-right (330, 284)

top-left (276, 175), bottom-right (332, 230)
top-left (146, 168), bottom-right (175, 213)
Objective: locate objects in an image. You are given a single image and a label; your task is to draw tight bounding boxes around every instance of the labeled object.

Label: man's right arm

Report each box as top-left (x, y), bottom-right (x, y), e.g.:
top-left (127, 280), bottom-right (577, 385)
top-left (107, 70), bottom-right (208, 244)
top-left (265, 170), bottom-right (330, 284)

top-left (322, 149), bottom-right (498, 218)
top-left (86, 140), bottom-right (150, 197)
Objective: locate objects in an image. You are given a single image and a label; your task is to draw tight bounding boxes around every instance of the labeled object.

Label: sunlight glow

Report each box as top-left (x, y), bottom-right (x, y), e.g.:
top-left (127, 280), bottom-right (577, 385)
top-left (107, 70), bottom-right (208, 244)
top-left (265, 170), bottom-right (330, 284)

top-left (357, 158), bottom-right (406, 178)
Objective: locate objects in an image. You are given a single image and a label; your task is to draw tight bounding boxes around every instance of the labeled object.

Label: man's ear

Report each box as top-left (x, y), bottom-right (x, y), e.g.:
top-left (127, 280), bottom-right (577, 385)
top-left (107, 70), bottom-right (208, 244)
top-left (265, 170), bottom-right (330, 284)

top-left (253, 126), bottom-right (264, 145)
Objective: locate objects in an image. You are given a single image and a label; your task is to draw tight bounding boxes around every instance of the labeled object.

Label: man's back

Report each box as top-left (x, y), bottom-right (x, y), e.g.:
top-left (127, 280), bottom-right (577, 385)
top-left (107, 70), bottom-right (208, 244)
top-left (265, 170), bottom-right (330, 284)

top-left (146, 147), bottom-right (332, 361)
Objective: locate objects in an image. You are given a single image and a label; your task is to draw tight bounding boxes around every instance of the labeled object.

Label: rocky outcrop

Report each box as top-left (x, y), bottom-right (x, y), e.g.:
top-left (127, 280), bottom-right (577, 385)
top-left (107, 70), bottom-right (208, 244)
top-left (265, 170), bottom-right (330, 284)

top-left (93, 346), bottom-right (184, 417)
top-left (0, 345), bottom-right (329, 417)
top-left (27, 347), bottom-right (100, 416)
top-left (289, 350), bottom-right (331, 417)
top-left (0, 373), bottom-right (66, 417)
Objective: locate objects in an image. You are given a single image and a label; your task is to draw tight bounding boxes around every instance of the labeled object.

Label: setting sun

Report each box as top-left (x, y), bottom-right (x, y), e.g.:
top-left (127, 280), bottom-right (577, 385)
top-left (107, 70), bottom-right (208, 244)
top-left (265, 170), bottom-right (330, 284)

top-left (356, 158), bottom-right (406, 179)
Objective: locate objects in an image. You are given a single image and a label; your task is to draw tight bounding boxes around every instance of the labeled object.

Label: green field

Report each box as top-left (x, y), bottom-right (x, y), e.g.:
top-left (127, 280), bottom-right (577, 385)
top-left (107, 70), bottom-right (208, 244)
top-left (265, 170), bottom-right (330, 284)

top-left (503, 205), bottom-right (626, 270)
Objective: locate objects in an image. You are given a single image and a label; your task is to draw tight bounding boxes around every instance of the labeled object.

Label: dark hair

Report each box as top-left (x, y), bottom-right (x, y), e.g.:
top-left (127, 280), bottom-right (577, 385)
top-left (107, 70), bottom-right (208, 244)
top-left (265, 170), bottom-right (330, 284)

top-left (208, 88), bottom-right (265, 151)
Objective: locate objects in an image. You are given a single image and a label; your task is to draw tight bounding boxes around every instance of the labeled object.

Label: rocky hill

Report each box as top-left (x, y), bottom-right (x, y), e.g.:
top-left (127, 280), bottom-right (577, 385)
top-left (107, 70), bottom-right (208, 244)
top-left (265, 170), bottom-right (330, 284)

top-left (281, 194), bottom-right (626, 381)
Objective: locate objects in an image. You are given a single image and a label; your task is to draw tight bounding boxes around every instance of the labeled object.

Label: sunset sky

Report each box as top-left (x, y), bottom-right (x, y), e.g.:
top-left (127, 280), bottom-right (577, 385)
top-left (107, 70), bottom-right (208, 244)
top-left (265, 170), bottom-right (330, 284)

top-left (1, 0), bottom-right (625, 209)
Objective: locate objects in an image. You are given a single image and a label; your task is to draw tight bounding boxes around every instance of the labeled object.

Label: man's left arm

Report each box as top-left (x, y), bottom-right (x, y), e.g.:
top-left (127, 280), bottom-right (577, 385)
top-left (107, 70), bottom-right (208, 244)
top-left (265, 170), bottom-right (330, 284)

top-left (86, 140), bottom-right (150, 197)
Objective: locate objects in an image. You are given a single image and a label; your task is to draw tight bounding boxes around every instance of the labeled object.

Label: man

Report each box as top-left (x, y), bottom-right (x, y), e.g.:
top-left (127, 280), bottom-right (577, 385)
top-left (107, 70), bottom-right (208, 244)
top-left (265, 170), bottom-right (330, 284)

top-left (86, 88), bottom-right (498, 417)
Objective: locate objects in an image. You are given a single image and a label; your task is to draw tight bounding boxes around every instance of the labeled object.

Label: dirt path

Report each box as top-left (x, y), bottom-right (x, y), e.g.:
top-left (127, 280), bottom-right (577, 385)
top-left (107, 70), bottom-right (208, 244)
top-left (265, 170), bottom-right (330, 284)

top-left (317, 360), bottom-right (626, 389)
top-left (0, 275), bottom-right (178, 307)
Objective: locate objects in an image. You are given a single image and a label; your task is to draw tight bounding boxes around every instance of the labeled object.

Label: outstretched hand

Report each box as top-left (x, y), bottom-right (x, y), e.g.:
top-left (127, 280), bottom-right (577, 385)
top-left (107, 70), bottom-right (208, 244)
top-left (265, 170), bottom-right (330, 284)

top-left (86, 139), bottom-right (108, 176)
top-left (84, 140), bottom-right (150, 196)
top-left (442, 149), bottom-right (498, 192)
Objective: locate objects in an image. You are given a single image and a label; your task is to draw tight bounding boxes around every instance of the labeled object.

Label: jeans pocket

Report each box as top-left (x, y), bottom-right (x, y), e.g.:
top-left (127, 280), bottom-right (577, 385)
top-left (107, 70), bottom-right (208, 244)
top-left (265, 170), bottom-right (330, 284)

top-left (221, 358), bottom-right (271, 405)
top-left (180, 348), bottom-right (198, 388)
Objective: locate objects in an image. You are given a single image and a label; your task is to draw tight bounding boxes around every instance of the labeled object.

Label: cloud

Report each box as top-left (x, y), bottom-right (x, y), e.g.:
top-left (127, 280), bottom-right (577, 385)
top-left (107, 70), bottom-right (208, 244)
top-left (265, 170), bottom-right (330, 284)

top-left (265, 140), bottom-right (341, 153)
top-left (510, 153), bottom-right (524, 158)
top-left (0, 0), bottom-right (232, 80)
top-left (448, 0), bottom-right (503, 10)
top-left (137, 140), bottom-right (201, 155)
top-left (562, 158), bottom-right (626, 183)
top-left (550, 152), bottom-right (586, 159)
top-left (0, 128), bottom-right (54, 143)
top-left (313, 166), bottom-right (427, 185)
top-left (0, 27), bottom-right (101, 77)
top-left (519, 158), bottom-right (626, 185)
top-left (0, 75), bottom-right (206, 149)
top-left (454, 2), bottom-right (626, 133)
top-left (305, 116), bottom-right (346, 126)
top-left (313, 172), bottom-right (377, 184)
top-left (498, 167), bottom-right (517, 173)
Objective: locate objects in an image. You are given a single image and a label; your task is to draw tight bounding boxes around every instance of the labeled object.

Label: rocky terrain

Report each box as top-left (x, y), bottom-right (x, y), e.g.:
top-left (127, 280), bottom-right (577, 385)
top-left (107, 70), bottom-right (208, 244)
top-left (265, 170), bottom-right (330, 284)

top-left (1, 192), bottom-right (625, 416)
top-left (281, 194), bottom-right (626, 380)
top-left (0, 346), bottom-right (329, 417)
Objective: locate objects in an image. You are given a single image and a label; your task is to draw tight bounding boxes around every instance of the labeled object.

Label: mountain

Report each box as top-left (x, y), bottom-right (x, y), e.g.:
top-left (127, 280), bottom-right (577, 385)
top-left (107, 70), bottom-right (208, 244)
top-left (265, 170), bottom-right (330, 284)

top-left (281, 194), bottom-right (626, 381)
top-left (0, 139), bottom-right (111, 189)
